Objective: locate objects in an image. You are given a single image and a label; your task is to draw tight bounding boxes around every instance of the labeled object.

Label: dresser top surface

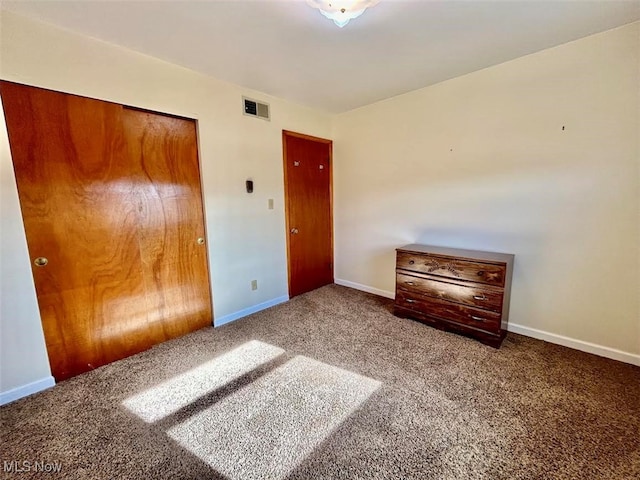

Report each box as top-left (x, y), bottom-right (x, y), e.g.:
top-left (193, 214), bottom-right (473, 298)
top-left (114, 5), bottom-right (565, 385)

top-left (397, 244), bottom-right (514, 264)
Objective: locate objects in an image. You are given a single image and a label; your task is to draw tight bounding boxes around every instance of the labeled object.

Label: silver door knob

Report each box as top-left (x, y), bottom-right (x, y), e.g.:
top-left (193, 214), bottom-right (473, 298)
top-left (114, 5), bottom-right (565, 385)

top-left (197, 237), bottom-right (205, 245)
top-left (290, 228), bottom-right (299, 234)
top-left (34, 257), bottom-right (48, 267)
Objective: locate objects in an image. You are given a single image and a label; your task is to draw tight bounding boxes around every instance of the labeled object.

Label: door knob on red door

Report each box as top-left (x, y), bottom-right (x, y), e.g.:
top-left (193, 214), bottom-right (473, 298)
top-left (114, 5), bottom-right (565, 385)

top-left (290, 228), bottom-right (299, 234)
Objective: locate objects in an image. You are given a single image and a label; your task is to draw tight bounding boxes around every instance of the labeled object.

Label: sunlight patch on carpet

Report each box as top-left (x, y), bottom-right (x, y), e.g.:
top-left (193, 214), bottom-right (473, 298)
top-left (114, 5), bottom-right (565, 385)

top-left (167, 355), bottom-right (381, 480)
top-left (123, 340), bottom-right (285, 422)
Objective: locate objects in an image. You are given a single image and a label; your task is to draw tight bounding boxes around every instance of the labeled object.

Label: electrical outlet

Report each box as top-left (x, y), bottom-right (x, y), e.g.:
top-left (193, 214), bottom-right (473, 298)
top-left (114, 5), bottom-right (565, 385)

top-left (251, 280), bottom-right (258, 291)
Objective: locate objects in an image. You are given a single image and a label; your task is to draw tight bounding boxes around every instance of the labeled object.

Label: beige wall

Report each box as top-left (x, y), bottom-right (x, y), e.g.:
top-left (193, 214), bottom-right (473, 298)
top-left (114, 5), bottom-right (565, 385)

top-left (333, 22), bottom-right (640, 361)
top-left (0, 11), bottom-right (332, 396)
top-left (1, 11), bottom-right (638, 399)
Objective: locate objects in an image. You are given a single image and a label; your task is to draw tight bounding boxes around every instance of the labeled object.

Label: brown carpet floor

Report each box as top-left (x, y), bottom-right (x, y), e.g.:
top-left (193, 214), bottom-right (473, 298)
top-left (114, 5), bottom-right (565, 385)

top-left (1, 285), bottom-right (639, 480)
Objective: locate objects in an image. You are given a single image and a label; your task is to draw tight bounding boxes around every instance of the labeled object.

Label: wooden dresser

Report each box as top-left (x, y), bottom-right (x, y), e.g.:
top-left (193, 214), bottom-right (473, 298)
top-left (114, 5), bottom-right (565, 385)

top-left (394, 244), bottom-right (514, 348)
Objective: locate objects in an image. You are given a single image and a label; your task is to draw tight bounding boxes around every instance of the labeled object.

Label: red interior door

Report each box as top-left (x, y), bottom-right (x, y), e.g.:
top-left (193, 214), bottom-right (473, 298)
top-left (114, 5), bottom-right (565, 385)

top-left (283, 130), bottom-right (333, 297)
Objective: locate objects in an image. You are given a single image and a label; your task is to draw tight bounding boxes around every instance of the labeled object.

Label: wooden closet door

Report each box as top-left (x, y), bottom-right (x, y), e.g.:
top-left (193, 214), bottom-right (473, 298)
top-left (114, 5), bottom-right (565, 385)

top-left (1, 81), bottom-right (150, 380)
top-left (1, 82), bottom-right (212, 381)
top-left (122, 107), bottom-right (212, 341)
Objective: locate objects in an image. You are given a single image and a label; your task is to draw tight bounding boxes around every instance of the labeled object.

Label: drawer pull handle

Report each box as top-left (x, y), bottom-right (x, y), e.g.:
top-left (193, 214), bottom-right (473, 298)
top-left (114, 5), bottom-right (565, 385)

top-left (408, 260), bottom-right (415, 265)
top-left (405, 299), bottom-right (416, 304)
top-left (471, 315), bottom-right (486, 322)
top-left (477, 271), bottom-right (485, 277)
top-left (405, 281), bottom-right (415, 285)
top-left (473, 295), bottom-right (487, 301)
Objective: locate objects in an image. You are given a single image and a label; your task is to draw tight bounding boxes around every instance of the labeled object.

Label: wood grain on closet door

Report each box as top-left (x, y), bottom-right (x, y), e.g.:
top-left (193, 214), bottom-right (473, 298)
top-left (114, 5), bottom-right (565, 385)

top-left (122, 107), bottom-right (212, 341)
top-left (0, 81), bottom-right (154, 380)
top-left (2, 82), bottom-right (213, 381)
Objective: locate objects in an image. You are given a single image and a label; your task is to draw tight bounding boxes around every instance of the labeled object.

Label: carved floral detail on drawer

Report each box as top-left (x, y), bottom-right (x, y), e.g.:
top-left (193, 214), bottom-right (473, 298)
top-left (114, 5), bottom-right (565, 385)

top-left (425, 259), bottom-right (461, 277)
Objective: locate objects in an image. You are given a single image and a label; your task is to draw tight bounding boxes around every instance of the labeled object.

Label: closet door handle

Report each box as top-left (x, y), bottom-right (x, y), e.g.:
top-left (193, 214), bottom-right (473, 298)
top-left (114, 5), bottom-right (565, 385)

top-left (34, 257), bottom-right (48, 267)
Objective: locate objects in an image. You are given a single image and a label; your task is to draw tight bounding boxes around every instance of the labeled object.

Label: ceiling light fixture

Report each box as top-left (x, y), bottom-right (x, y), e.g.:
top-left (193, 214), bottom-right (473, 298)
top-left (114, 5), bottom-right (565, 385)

top-left (306, 1), bottom-right (379, 28)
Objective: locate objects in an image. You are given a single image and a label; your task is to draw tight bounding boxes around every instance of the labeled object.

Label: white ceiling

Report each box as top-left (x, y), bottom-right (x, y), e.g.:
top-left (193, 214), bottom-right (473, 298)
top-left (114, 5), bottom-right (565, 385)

top-left (2, 0), bottom-right (639, 113)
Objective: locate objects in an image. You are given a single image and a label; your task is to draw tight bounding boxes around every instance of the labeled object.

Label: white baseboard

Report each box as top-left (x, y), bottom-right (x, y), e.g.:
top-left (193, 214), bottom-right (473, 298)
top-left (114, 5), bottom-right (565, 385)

top-left (507, 323), bottom-right (640, 366)
top-left (0, 376), bottom-right (55, 406)
top-left (335, 278), bottom-right (395, 299)
top-left (336, 278), bottom-right (640, 367)
top-left (215, 295), bottom-right (290, 327)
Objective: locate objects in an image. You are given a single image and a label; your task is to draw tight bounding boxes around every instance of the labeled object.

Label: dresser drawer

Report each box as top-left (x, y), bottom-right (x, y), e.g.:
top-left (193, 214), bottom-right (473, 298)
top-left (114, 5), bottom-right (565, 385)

top-left (396, 290), bottom-right (501, 333)
top-left (396, 251), bottom-right (506, 287)
top-left (396, 272), bottom-right (503, 312)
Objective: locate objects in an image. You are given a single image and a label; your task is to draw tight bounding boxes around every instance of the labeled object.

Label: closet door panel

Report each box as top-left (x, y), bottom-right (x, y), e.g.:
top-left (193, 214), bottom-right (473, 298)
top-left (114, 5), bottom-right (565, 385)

top-left (0, 81), bottom-right (155, 380)
top-left (123, 108), bottom-right (212, 341)
top-left (2, 82), bottom-right (213, 381)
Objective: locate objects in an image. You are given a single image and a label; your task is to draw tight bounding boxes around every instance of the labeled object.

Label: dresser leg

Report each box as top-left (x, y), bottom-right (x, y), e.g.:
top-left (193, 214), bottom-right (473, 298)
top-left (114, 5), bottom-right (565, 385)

top-left (478, 329), bottom-right (507, 348)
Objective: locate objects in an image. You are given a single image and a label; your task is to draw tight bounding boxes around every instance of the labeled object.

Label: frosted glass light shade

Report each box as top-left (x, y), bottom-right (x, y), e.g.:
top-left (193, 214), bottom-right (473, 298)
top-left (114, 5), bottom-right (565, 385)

top-left (306, 1), bottom-right (379, 28)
